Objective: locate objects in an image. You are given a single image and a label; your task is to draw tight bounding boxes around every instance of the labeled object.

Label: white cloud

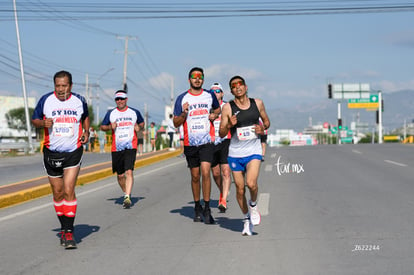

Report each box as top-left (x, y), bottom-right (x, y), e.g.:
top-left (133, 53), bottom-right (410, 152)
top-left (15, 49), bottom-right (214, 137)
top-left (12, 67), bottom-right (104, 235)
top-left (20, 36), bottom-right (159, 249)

top-left (148, 72), bottom-right (174, 91)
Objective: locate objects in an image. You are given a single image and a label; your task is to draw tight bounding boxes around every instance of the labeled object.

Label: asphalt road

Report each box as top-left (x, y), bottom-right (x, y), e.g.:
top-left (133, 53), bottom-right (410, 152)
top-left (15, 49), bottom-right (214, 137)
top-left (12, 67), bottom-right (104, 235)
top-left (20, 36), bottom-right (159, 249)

top-left (1, 144), bottom-right (414, 274)
top-left (0, 152), bottom-right (112, 186)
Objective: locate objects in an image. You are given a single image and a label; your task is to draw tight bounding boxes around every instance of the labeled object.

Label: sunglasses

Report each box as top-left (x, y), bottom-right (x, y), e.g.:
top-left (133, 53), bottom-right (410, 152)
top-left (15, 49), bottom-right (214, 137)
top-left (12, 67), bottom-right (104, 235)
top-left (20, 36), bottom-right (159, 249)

top-left (190, 72), bottom-right (204, 80)
top-left (115, 97), bottom-right (126, 101)
top-left (211, 89), bottom-right (222, 93)
top-left (231, 80), bottom-right (245, 89)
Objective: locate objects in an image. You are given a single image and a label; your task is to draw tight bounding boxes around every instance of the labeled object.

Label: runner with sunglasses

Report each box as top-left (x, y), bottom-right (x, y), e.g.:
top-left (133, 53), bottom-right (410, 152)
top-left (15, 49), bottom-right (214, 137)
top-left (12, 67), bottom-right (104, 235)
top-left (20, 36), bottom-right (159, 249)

top-left (219, 76), bottom-right (270, 236)
top-left (173, 67), bottom-right (221, 224)
top-left (100, 90), bottom-right (144, 209)
top-left (210, 82), bottom-right (232, 213)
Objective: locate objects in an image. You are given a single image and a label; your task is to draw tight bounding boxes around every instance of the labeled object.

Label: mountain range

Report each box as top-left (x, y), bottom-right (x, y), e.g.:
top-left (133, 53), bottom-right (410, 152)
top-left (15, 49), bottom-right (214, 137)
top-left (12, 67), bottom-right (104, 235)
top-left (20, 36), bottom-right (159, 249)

top-left (267, 90), bottom-right (414, 134)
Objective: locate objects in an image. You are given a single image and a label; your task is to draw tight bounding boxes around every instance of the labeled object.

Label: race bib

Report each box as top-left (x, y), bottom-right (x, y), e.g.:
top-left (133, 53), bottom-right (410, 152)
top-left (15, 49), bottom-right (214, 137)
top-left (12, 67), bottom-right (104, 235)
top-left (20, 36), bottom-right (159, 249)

top-left (189, 119), bottom-right (209, 134)
top-left (117, 127), bottom-right (131, 142)
top-left (236, 126), bottom-right (257, 141)
top-left (53, 122), bottom-right (74, 137)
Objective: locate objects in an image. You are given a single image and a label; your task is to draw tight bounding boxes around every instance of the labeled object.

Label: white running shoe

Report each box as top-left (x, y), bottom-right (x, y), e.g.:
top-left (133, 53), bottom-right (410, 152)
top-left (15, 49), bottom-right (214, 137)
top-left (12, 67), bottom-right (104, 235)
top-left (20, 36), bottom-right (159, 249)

top-left (242, 218), bottom-right (253, 236)
top-left (249, 201), bottom-right (261, 226)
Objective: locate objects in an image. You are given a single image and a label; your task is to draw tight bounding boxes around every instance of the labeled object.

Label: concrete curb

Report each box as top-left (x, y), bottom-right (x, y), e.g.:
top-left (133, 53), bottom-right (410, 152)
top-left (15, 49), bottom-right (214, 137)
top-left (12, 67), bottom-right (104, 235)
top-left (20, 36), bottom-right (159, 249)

top-left (0, 149), bottom-right (182, 208)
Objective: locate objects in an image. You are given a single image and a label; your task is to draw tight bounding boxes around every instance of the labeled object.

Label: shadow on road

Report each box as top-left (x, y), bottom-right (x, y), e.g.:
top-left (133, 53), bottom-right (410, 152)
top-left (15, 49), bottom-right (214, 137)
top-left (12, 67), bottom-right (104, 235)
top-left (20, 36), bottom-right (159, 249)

top-left (53, 224), bottom-right (100, 244)
top-left (170, 202), bottom-right (253, 234)
top-left (107, 196), bottom-right (145, 207)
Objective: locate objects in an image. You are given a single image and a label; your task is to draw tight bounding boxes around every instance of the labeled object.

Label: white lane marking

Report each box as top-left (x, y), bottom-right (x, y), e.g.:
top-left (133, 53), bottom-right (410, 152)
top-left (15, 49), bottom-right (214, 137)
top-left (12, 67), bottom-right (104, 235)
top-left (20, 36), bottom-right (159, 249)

top-left (352, 150), bottom-right (362, 154)
top-left (258, 193), bottom-right (270, 216)
top-left (0, 160), bottom-right (184, 223)
top-left (384, 159), bottom-right (407, 167)
top-left (264, 164), bottom-right (273, 172)
top-left (0, 203), bottom-right (51, 223)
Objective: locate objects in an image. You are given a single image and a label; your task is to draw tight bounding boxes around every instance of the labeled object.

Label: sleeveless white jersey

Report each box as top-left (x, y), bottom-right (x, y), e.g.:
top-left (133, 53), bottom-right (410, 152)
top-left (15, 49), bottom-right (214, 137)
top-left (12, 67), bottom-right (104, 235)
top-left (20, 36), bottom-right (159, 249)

top-left (228, 98), bottom-right (262, 158)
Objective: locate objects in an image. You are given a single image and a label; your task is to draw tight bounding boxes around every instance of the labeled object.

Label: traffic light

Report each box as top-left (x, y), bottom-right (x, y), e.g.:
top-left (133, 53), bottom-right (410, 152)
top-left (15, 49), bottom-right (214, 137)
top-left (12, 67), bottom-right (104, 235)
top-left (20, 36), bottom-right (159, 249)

top-left (376, 110), bottom-right (379, 124)
top-left (328, 84), bottom-right (332, 99)
top-left (338, 118), bottom-right (342, 130)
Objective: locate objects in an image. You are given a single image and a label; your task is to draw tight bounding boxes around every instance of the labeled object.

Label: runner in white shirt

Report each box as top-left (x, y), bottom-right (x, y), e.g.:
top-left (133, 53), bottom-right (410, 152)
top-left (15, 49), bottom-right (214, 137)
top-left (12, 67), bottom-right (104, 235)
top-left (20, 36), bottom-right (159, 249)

top-left (219, 75), bottom-right (270, 236)
top-left (209, 82), bottom-right (232, 213)
top-left (173, 67), bottom-right (220, 224)
top-left (101, 90), bottom-right (144, 209)
top-left (32, 70), bottom-right (90, 249)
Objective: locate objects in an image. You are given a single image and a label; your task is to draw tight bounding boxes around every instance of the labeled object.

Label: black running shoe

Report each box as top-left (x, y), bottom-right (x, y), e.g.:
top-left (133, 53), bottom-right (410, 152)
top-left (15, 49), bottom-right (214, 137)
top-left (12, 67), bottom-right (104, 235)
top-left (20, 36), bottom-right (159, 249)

top-left (60, 230), bottom-right (65, 246)
top-left (64, 230), bottom-right (77, 249)
top-left (193, 205), bottom-right (203, 222)
top-left (203, 207), bottom-right (215, 224)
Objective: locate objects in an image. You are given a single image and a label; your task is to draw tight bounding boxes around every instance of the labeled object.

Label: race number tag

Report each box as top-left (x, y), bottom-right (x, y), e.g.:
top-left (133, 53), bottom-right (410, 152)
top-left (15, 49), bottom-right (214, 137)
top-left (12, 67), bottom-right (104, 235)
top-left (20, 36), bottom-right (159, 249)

top-left (53, 122), bottom-right (74, 137)
top-left (189, 119), bottom-right (209, 134)
top-left (117, 128), bottom-right (131, 142)
top-left (236, 126), bottom-right (257, 141)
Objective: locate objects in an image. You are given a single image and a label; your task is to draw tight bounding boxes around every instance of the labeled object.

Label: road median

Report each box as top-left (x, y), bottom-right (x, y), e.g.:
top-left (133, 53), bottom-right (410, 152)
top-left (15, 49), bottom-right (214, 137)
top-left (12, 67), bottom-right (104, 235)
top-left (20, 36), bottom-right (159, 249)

top-left (0, 149), bottom-right (182, 208)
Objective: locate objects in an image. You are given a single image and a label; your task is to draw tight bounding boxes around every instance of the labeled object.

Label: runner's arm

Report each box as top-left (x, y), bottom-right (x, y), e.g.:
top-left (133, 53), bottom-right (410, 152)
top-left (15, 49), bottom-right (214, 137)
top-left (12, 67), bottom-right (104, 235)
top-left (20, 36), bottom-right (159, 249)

top-left (219, 103), bottom-right (233, 138)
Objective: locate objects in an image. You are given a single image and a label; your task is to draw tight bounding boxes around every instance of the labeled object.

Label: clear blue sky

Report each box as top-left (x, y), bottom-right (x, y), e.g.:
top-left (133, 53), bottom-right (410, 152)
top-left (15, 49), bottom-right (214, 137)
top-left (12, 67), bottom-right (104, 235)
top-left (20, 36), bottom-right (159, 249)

top-left (1, 1), bottom-right (413, 125)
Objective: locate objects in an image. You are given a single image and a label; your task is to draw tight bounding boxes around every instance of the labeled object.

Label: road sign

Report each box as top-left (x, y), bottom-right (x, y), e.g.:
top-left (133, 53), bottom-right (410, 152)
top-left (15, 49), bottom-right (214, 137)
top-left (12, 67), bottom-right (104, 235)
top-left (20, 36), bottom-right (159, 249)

top-left (348, 94), bottom-right (379, 109)
top-left (331, 83), bottom-right (370, 99)
top-left (341, 137), bottom-right (353, 143)
top-left (355, 122), bottom-right (369, 129)
top-left (383, 136), bottom-right (400, 141)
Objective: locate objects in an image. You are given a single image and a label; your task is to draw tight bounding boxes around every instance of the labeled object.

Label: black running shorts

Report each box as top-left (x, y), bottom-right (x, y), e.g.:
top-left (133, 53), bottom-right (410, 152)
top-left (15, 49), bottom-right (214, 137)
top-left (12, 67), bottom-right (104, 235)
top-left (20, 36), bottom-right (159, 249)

top-left (184, 143), bottom-right (214, 168)
top-left (211, 139), bottom-right (230, 167)
top-left (43, 146), bottom-right (83, 177)
top-left (111, 149), bottom-right (137, 174)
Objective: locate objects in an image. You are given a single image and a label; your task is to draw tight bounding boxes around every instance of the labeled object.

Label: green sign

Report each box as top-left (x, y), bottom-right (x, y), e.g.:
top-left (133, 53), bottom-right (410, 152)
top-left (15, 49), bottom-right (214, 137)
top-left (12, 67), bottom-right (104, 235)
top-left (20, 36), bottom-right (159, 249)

top-left (341, 137), bottom-right (353, 143)
top-left (348, 94), bottom-right (378, 104)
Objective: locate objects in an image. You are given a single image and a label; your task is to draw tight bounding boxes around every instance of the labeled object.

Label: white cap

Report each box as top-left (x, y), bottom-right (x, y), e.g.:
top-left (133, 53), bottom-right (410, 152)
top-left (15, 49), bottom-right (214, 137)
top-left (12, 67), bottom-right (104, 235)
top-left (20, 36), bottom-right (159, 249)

top-left (210, 82), bottom-right (223, 91)
top-left (114, 90), bottom-right (127, 99)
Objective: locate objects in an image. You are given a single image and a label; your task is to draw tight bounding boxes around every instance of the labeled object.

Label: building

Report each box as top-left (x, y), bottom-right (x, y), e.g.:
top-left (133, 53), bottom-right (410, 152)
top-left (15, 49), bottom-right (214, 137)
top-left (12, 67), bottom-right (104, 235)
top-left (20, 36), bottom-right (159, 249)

top-left (0, 95), bottom-right (36, 139)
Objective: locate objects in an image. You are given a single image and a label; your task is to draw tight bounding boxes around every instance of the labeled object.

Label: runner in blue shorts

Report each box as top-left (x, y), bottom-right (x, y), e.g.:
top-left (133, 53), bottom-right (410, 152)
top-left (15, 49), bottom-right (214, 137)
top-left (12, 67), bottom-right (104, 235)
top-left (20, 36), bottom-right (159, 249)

top-left (219, 75), bottom-right (270, 236)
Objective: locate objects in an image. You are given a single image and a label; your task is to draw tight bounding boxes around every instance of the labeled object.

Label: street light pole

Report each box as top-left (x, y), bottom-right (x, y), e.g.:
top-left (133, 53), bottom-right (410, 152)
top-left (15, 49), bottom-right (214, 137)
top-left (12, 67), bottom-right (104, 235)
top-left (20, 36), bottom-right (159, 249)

top-left (337, 101), bottom-right (342, 145)
top-left (13, 0), bottom-right (33, 153)
top-left (378, 90), bottom-right (383, 144)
